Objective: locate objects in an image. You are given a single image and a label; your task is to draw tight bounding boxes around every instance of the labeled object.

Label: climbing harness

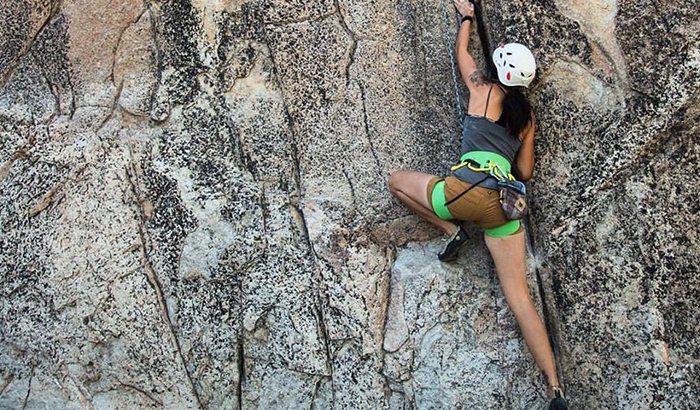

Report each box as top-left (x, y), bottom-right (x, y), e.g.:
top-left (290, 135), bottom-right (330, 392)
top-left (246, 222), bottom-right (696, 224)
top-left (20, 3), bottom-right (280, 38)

top-left (450, 158), bottom-right (515, 182)
top-left (449, 154), bottom-right (528, 220)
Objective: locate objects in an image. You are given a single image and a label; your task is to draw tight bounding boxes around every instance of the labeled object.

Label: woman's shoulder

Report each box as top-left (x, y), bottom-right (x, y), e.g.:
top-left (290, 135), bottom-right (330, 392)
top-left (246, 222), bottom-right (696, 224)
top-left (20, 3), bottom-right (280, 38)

top-left (468, 71), bottom-right (504, 91)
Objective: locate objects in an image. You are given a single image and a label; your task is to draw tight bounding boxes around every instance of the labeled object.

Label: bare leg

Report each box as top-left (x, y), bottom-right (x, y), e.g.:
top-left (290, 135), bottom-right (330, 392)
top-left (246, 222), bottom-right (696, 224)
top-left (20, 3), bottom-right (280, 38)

top-left (484, 230), bottom-right (560, 391)
top-left (388, 171), bottom-right (457, 235)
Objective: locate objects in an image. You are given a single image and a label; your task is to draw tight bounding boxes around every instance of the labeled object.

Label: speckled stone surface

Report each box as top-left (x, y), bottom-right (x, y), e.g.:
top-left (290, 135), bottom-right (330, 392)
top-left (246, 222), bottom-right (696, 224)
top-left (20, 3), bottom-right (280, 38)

top-left (1, 0), bottom-right (698, 409)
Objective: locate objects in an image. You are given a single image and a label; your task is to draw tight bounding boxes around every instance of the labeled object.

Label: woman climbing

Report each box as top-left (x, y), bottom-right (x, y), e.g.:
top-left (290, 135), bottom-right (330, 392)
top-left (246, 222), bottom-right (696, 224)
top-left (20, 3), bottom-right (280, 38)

top-left (387, 0), bottom-right (567, 408)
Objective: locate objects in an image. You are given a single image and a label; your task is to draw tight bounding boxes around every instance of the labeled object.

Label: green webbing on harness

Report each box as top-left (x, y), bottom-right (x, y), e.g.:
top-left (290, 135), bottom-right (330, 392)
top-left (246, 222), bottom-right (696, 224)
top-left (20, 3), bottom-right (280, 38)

top-left (459, 151), bottom-right (511, 175)
top-left (485, 219), bottom-right (521, 237)
top-left (431, 180), bottom-right (454, 220)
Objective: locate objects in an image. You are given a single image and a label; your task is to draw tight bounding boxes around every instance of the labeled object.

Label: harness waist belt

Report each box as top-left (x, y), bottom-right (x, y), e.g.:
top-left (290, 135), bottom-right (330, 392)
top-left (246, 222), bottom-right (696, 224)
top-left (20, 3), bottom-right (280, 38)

top-left (459, 151), bottom-right (511, 174)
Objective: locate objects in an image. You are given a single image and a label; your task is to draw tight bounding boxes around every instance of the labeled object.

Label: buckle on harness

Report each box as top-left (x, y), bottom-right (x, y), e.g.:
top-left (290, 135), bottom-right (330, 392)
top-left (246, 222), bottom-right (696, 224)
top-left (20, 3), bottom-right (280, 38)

top-left (489, 163), bottom-right (514, 182)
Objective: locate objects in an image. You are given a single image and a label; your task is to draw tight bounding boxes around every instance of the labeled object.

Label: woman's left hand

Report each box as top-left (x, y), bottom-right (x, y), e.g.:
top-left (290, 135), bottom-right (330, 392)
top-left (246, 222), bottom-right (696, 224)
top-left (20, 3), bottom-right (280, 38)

top-left (454, 0), bottom-right (474, 18)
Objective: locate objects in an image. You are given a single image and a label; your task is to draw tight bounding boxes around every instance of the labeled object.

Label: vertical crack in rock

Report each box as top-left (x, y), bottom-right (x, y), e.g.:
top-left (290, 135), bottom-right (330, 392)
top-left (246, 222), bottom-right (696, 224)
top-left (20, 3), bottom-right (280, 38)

top-left (290, 200), bottom-right (337, 387)
top-left (33, 54), bottom-right (60, 122)
top-left (258, 7), bottom-right (338, 393)
top-left (110, 7), bottom-right (148, 86)
top-left (0, 2), bottom-right (62, 89)
top-left (313, 302), bottom-right (334, 378)
top-left (98, 6), bottom-right (150, 130)
top-left (68, 77), bottom-right (77, 120)
top-left (144, 0), bottom-right (172, 125)
top-left (379, 244), bottom-right (397, 352)
top-left (334, 0), bottom-right (359, 88)
top-left (95, 81), bottom-right (124, 132)
top-left (237, 337), bottom-right (244, 410)
top-left (490, 270), bottom-right (503, 366)
top-left (257, 183), bottom-right (268, 234)
top-left (145, 2), bottom-right (165, 123)
top-left (261, 35), bottom-right (304, 204)
top-left (524, 218), bottom-right (564, 385)
top-left (408, 2), bottom-right (434, 105)
top-left (20, 367), bottom-right (34, 410)
top-left (215, 91), bottom-right (252, 188)
top-left (359, 84), bottom-right (382, 176)
top-left (261, 27), bottom-right (333, 271)
top-left (341, 168), bottom-right (358, 208)
top-left (124, 155), bottom-right (204, 409)
top-left (310, 376), bottom-right (323, 406)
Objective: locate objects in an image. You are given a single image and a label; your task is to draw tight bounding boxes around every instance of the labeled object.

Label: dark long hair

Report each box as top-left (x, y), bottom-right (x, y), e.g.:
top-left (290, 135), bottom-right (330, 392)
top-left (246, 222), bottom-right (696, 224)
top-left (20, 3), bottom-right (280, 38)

top-left (472, 1), bottom-right (533, 138)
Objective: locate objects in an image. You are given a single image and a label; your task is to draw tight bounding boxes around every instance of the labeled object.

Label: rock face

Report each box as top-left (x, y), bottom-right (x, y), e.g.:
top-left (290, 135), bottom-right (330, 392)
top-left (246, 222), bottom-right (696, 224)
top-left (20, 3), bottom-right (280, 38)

top-left (1, 0), bottom-right (698, 409)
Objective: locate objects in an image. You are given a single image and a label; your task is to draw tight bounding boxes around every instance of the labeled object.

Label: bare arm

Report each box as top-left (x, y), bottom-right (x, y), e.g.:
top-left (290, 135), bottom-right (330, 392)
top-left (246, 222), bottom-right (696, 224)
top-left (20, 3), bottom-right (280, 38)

top-left (454, 0), bottom-right (488, 90)
top-left (514, 113), bottom-right (536, 181)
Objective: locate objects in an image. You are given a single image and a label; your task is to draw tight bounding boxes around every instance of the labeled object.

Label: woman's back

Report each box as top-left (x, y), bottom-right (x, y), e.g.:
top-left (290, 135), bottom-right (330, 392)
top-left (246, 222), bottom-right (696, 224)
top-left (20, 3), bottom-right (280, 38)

top-left (466, 80), bottom-right (506, 122)
top-left (455, 114), bottom-right (521, 190)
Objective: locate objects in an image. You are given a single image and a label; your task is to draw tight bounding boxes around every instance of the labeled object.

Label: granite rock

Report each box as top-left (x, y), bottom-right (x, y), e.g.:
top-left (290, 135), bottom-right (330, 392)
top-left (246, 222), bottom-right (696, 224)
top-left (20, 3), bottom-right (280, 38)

top-left (1, 0), bottom-right (698, 409)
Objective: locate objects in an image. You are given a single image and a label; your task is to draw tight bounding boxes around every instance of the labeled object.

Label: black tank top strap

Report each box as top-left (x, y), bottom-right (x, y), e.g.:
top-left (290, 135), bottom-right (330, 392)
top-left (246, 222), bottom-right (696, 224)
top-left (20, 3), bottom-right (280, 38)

top-left (494, 84), bottom-right (506, 126)
top-left (484, 84), bottom-right (494, 117)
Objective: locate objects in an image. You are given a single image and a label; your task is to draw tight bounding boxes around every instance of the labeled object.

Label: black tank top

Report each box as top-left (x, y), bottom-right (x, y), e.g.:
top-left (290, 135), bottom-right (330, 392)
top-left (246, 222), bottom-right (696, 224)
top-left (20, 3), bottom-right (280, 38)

top-left (452, 85), bottom-right (522, 190)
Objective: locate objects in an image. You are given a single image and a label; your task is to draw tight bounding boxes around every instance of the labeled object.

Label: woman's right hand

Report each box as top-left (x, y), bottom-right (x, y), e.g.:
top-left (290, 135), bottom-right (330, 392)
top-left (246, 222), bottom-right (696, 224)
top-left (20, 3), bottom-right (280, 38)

top-left (454, 0), bottom-right (475, 18)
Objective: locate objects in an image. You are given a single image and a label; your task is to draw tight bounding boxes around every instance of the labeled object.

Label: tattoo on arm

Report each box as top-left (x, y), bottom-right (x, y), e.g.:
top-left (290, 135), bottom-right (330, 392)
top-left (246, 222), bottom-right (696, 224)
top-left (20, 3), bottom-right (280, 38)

top-left (469, 71), bottom-right (487, 86)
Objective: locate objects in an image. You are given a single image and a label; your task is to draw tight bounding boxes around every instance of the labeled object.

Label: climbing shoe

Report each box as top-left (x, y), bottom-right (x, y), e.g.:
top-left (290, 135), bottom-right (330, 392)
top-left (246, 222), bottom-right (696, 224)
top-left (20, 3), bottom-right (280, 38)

top-left (438, 226), bottom-right (468, 262)
top-left (548, 387), bottom-right (568, 410)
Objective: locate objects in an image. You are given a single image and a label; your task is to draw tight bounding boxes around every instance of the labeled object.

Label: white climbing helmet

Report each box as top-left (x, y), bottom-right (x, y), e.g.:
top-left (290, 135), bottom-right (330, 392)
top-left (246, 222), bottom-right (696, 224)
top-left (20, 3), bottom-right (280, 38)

top-left (492, 43), bottom-right (537, 87)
